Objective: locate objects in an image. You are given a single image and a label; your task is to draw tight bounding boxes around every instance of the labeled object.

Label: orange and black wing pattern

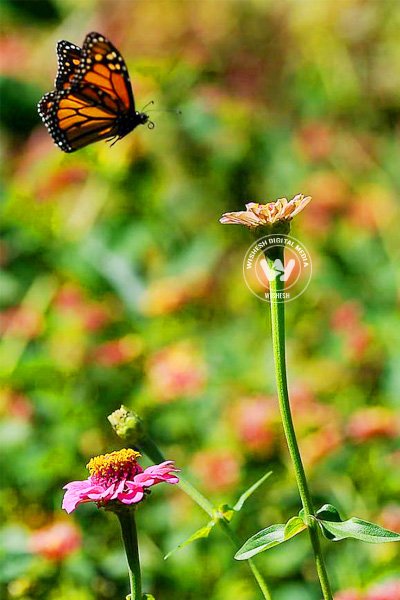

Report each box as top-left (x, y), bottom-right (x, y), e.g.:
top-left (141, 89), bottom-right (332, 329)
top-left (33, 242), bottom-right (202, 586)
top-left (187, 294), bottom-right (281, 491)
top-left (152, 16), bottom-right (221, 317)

top-left (55, 40), bottom-right (82, 90)
top-left (38, 32), bottom-right (149, 153)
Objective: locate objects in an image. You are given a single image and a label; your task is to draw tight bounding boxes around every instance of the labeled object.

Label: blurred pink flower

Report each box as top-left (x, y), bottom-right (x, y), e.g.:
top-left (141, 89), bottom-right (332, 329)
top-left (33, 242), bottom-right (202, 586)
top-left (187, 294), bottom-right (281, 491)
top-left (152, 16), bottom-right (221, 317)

top-left (55, 284), bottom-right (110, 332)
top-left (379, 505), bottom-right (400, 534)
top-left (301, 172), bottom-right (349, 235)
top-left (229, 396), bottom-right (277, 454)
top-left (296, 121), bottom-right (334, 162)
top-left (36, 166), bottom-right (88, 202)
top-left (92, 335), bottom-right (142, 367)
top-left (62, 449), bottom-right (179, 514)
top-left (29, 522), bottom-right (81, 561)
top-left (147, 341), bottom-right (207, 402)
top-left (331, 301), bottom-right (372, 361)
top-left (1, 389), bottom-right (34, 422)
top-left (346, 407), bottom-right (399, 443)
top-left (334, 591), bottom-right (362, 600)
top-left (191, 449), bottom-right (241, 493)
top-left (302, 424), bottom-right (342, 468)
top-left (366, 580), bottom-right (400, 600)
top-left (290, 383), bottom-right (338, 432)
top-left (0, 35), bottom-right (30, 76)
top-left (0, 305), bottom-right (43, 339)
top-left (331, 301), bottom-right (363, 333)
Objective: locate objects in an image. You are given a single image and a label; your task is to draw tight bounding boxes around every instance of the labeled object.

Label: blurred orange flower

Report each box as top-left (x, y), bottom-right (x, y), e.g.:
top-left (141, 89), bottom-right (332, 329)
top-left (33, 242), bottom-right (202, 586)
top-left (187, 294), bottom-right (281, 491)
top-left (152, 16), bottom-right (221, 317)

top-left (140, 274), bottom-right (211, 317)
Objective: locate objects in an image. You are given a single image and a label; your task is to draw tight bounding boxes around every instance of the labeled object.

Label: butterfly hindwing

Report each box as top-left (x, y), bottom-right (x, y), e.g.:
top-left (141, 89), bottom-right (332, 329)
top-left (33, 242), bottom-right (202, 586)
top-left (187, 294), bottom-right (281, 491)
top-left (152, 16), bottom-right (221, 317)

top-left (39, 86), bottom-right (119, 153)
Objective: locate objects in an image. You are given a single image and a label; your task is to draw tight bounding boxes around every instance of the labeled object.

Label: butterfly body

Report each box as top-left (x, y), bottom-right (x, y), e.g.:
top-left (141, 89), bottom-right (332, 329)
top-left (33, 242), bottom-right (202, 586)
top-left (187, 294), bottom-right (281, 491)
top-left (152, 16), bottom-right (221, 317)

top-left (38, 32), bottom-right (151, 152)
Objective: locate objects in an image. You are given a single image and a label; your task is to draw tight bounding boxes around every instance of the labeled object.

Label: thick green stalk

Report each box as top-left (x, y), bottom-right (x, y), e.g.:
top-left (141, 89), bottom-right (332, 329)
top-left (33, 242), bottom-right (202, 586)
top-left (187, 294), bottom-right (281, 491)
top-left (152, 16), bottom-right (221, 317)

top-left (117, 510), bottom-right (142, 600)
top-left (139, 436), bottom-right (272, 600)
top-left (267, 248), bottom-right (333, 600)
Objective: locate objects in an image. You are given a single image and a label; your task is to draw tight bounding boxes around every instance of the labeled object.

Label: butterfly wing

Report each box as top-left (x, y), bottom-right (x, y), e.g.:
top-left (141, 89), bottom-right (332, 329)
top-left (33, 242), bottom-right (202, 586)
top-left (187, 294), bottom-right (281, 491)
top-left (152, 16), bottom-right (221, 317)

top-left (55, 40), bottom-right (82, 90)
top-left (38, 32), bottom-right (144, 152)
top-left (38, 86), bottom-right (120, 153)
top-left (72, 32), bottom-right (136, 113)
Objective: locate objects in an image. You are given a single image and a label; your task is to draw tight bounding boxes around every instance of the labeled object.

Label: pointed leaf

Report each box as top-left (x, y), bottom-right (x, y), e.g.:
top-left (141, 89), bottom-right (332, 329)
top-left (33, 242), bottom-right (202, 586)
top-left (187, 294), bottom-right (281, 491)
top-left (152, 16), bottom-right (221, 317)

top-left (319, 517), bottom-right (400, 544)
top-left (164, 521), bottom-right (215, 559)
top-left (284, 516), bottom-right (307, 538)
top-left (235, 515), bottom-right (306, 561)
top-left (233, 471), bottom-right (273, 512)
top-left (235, 524), bottom-right (286, 560)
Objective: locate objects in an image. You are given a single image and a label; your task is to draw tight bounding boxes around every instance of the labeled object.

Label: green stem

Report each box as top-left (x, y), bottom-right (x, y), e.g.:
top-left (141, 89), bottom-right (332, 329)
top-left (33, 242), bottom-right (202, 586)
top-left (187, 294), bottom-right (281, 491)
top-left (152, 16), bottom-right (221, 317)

top-left (139, 436), bottom-right (272, 600)
top-left (267, 248), bottom-right (333, 600)
top-left (117, 510), bottom-right (142, 600)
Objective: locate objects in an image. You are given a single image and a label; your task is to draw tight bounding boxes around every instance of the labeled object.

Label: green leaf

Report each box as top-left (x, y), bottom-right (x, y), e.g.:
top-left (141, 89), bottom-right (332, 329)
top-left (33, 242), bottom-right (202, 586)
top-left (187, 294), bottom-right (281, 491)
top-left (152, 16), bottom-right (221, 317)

top-left (235, 516), bottom-right (306, 561)
top-left (318, 517), bottom-right (400, 544)
top-left (315, 504), bottom-right (342, 522)
top-left (314, 504), bottom-right (342, 540)
top-left (164, 521), bottom-right (215, 559)
top-left (315, 504), bottom-right (400, 543)
top-left (284, 516), bottom-right (307, 538)
top-left (233, 471), bottom-right (273, 512)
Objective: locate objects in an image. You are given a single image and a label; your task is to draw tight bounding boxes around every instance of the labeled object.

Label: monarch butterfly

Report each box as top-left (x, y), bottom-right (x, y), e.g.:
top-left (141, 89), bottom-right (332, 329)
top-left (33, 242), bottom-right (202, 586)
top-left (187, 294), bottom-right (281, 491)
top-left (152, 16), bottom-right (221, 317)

top-left (38, 32), bottom-right (153, 153)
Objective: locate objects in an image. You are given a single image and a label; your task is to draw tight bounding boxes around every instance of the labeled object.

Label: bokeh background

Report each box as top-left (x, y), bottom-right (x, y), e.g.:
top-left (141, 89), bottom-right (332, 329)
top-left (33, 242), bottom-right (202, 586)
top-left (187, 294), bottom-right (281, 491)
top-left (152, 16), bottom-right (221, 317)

top-left (1, 1), bottom-right (400, 599)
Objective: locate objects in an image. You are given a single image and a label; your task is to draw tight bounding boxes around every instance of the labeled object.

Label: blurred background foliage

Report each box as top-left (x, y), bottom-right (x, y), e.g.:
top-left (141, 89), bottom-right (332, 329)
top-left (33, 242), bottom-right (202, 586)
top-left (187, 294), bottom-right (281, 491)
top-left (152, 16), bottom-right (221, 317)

top-left (0, 0), bottom-right (399, 599)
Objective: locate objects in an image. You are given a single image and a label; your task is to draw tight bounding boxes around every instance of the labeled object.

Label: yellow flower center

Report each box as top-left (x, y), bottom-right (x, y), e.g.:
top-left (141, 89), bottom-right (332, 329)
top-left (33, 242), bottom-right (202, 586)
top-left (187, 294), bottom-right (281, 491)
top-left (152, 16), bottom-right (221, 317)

top-left (87, 449), bottom-right (141, 479)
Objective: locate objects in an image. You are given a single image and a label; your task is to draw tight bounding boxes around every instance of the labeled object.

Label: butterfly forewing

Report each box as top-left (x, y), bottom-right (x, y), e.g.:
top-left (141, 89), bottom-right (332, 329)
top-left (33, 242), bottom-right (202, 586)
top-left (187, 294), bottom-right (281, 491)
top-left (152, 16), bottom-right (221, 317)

top-left (55, 41), bottom-right (82, 90)
top-left (74, 32), bottom-right (135, 113)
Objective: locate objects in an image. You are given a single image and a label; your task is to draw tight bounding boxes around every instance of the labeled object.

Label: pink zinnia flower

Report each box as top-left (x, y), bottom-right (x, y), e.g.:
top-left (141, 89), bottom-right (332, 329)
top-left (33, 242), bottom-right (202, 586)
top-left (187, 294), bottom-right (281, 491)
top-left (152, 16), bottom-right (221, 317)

top-left (62, 449), bottom-right (179, 514)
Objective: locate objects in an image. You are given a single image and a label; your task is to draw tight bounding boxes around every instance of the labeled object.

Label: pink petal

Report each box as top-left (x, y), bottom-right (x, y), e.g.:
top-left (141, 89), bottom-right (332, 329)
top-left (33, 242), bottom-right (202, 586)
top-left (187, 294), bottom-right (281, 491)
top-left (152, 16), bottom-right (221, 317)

top-left (134, 461), bottom-right (179, 488)
top-left (118, 482), bottom-right (145, 504)
top-left (62, 478), bottom-right (106, 513)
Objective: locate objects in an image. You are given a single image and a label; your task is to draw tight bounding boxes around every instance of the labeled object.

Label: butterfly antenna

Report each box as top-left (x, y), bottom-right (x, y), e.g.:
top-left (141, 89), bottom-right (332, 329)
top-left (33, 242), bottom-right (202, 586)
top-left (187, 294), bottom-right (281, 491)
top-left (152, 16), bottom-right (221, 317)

top-left (141, 100), bottom-right (155, 112)
top-left (145, 108), bottom-right (182, 116)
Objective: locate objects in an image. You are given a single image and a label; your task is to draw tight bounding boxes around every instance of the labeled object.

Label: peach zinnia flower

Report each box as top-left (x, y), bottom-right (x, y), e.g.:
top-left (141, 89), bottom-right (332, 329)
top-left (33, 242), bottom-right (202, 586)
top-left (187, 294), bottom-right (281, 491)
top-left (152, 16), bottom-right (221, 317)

top-left (220, 194), bottom-right (311, 228)
top-left (62, 449), bottom-right (179, 513)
